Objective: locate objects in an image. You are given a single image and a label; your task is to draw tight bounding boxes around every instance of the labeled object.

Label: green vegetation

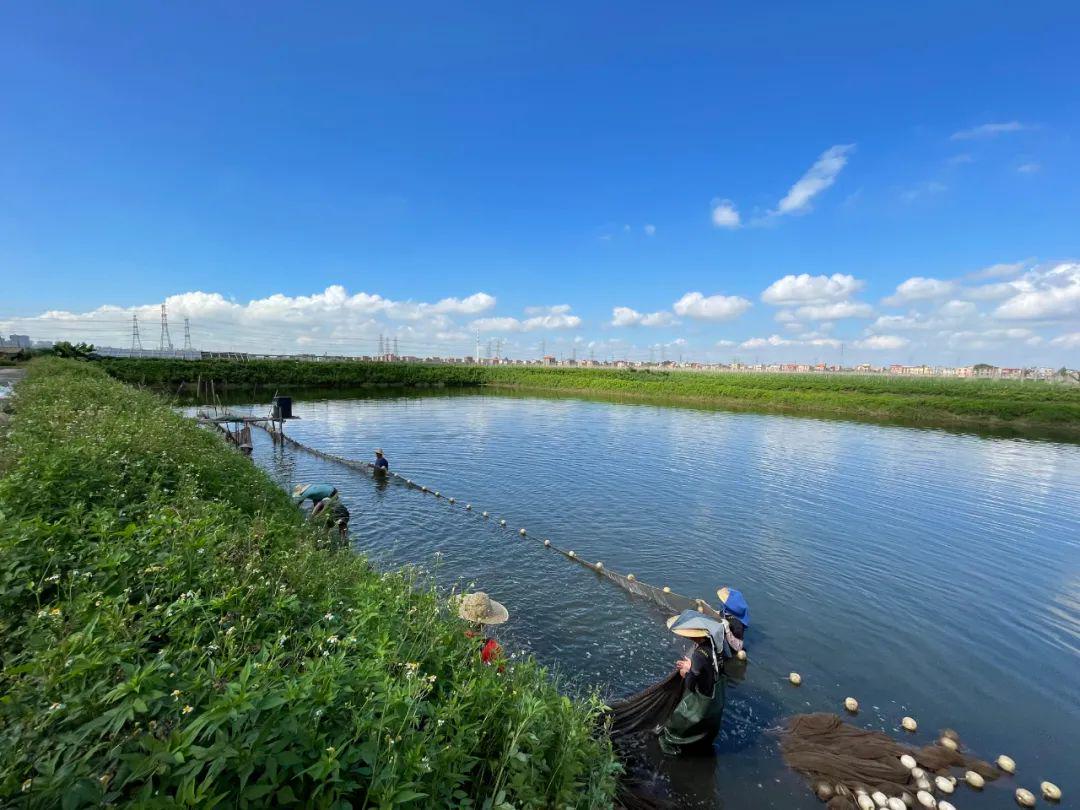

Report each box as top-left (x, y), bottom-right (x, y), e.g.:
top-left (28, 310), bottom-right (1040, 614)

top-left (0, 359), bottom-right (617, 807)
top-left (97, 357), bottom-right (1080, 437)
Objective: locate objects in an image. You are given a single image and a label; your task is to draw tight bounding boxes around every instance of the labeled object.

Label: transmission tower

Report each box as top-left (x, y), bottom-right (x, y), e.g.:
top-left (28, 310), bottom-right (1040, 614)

top-left (649, 346), bottom-right (655, 365)
top-left (393, 336), bottom-right (399, 358)
top-left (131, 314), bottom-right (143, 352)
top-left (183, 318), bottom-right (192, 351)
top-left (378, 334), bottom-right (384, 357)
top-left (159, 304), bottom-right (173, 351)
top-left (474, 330), bottom-right (480, 364)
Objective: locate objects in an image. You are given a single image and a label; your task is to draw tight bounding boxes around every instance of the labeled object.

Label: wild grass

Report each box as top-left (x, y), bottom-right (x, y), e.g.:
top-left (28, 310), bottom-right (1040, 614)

top-left (0, 359), bottom-right (618, 807)
top-left (98, 358), bottom-right (1080, 436)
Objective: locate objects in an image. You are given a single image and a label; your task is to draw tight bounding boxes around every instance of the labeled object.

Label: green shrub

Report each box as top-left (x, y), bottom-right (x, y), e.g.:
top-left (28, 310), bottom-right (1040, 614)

top-left (0, 359), bottom-right (617, 808)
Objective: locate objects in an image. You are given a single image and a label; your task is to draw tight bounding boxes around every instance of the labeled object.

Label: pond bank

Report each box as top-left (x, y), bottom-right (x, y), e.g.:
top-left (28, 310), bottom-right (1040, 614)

top-left (0, 359), bottom-right (617, 807)
top-left (98, 358), bottom-right (1080, 440)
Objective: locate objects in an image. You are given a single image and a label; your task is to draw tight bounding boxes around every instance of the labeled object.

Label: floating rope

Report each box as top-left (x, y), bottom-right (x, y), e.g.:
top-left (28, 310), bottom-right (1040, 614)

top-left (220, 415), bottom-right (725, 620)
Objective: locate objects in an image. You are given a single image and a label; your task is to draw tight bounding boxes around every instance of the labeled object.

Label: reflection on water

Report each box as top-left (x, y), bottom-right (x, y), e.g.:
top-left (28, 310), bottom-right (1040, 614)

top-left (199, 390), bottom-right (1080, 809)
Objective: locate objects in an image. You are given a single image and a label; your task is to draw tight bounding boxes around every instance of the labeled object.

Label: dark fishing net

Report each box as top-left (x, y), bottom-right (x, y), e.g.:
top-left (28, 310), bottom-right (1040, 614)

top-left (608, 672), bottom-right (686, 739)
top-left (780, 713), bottom-right (1000, 803)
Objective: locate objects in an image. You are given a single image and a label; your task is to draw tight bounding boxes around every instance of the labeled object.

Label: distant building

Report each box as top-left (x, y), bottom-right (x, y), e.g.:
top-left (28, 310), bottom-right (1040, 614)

top-left (7, 334), bottom-right (31, 348)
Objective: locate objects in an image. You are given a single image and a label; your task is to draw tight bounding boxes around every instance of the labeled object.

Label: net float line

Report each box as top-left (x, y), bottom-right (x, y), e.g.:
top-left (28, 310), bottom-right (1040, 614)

top-left (220, 413), bottom-right (1042, 793)
top-left (234, 416), bottom-right (725, 620)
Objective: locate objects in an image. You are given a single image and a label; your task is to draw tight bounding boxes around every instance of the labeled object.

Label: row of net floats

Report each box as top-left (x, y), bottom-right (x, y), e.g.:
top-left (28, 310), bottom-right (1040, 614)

top-left (383, 468), bottom-right (1062, 808)
top-left (252, 427), bottom-right (1062, 808)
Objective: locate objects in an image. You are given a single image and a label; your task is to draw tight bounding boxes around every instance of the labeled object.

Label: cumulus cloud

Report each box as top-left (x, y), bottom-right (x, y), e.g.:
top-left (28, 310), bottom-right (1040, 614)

top-left (883, 277), bottom-right (955, 306)
top-left (471, 311), bottom-right (583, 332)
top-left (761, 273), bottom-right (864, 305)
top-left (7, 285), bottom-right (511, 355)
top-left (950, 121), bottom-right (1029, 140)
top-left (644, 224), bottom-right (657, 236)
top-left (794, 301), bottom-right (874, 320)
top-left (1050, 332), bottom-right (1080, 349)
top-left (1017, 162), bottom-right (1041, 174)
top-left (716, 339), bottom-right (737, 347)
top-left (711, 200), bottom-right (741, 229)
top-left (739, 334), bottom-right (841, 350)
top-left (966, 260), bottom-right (1030, 281)
top-left (610, 307), bottom-right (675, 327)
top-left (962, 282), bottom-right (1020, 301)
top-left (775, 144), bottom-right (855, 215)
top-left (673, 291), bottom-right (752, 321)
top-left (856, 335), bottom-right (910, 350)
top-left (523, 304), bottom-right (572, 316)
top-left (994, 262), bottom-right (1080, 320)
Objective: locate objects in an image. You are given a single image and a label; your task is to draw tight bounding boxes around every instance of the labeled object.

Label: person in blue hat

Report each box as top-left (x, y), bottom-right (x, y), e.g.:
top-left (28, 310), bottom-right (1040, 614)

top-left (716, 586), bottom-right (750, 656)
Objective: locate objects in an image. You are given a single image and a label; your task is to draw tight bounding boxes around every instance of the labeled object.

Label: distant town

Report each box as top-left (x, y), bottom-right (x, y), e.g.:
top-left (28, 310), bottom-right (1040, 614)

top-left (3, 332), bottom-right (1073, 382)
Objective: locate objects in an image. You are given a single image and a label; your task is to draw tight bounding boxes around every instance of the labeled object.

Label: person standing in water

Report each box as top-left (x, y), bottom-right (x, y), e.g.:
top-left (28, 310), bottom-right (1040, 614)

top-left (659, 610), bottom-right (727, 756)
top-left (457, 592), bottom-right (508, 666)
top-left (715, 586), bottom-right (750, 655)
top-left (373, 448), bottom-right (389, 472)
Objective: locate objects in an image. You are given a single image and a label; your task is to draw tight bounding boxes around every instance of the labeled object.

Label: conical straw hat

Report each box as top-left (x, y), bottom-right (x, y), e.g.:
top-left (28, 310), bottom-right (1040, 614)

top-left (457, 592), bottom-right (509, 625)
top-left (666, 614), bottom-right (710, 638)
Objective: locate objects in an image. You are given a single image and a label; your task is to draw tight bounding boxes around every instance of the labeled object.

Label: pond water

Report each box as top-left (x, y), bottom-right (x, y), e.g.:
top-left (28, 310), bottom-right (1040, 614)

top-left (206, 389), bottom-right (1079, 808)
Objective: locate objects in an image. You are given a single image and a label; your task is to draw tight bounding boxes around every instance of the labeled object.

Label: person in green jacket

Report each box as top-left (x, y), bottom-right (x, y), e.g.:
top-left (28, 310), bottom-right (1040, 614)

top-left (658, 610), bottom-right (727, 756)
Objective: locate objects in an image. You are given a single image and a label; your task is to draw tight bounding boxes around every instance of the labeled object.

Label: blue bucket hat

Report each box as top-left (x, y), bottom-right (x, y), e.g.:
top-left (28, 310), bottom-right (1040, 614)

top-left (716, 587), bottom-right (750, 627)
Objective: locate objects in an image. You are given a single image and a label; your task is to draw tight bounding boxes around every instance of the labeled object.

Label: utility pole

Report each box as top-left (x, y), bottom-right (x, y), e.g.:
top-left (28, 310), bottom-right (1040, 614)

top-left (131, 314), bottom-right (143, 352)
top-left (159, 303), bottom-right (173, 351)
top-left (183, 318), bottom-right (192, 351)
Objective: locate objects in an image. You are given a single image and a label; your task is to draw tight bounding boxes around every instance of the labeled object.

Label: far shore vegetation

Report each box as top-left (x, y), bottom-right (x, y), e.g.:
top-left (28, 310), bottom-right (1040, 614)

top-left (96, 357), bottom-right (1080, 439)
top-left (0, 359), bottom-right (618, 807)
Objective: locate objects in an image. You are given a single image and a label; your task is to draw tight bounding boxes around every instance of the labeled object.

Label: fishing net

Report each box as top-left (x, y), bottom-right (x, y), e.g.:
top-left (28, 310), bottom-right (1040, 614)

top-left (779, 713), bottom-right (999, 807)
top-left (608, 671), bottom-right (686, 739)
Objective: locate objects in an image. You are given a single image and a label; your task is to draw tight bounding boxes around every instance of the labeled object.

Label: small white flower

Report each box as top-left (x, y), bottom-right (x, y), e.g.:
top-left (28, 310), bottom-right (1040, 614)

top-left (48, 702), bottom-right (64, 712)
top-left (323, 612), bottom-right (334, 621)
top-left (326, 635), bottom-right (338, 645)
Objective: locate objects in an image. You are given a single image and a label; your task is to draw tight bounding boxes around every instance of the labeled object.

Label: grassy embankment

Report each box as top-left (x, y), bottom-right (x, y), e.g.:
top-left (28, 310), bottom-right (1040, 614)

top-left (0, 359), bottom-right (617, 807)
top-left (98, 358), bottom-right (1080, 437)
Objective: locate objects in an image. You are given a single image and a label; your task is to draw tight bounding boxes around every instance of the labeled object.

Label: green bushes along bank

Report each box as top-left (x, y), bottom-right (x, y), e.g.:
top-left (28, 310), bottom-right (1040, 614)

top-left (0, 359), bottom-right (617, 807)
top-left (97, 358), bottom-right (1080, 437)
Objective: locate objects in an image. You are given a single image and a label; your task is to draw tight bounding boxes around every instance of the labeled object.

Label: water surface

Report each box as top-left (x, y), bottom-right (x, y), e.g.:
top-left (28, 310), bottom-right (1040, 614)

top-left (209, 390), bottom-right (1079, 808)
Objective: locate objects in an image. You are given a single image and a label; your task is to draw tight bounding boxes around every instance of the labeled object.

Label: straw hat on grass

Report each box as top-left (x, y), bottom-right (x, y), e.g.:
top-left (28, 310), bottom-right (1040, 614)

top-left (457, 592), bottom-right (509, 625)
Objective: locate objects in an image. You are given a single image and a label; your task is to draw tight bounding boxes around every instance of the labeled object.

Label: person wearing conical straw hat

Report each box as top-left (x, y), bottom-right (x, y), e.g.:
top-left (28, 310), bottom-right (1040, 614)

top-left (457, 592), bottom-right (509, 666)
top-left (715, 586), bottom-right (750, 656)
top-left (373, 448), bottom-right (389, 473)
top-left (658, 610), bottom-right (728, 756)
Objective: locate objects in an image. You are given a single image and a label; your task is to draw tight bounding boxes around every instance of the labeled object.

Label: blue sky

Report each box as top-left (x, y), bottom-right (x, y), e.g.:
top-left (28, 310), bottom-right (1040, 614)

top-left (1, 2), bottom-right (1078, 364)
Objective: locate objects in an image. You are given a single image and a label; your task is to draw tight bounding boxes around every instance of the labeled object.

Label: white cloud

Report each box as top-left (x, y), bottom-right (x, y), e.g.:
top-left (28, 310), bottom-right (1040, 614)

top-left (950, 121), bottom-right (1029, 140)
top-left (939, 328), bottom-right (1042, 350)
top-left (1017, 162), bottom-right (1041, 174)
top-left (716, 339), bottom-right (737, 347)
top-left (775, 144), bottom-right (855, 215)
top-left (673, 291), bottom-right (752, 321)
top-left (1050, 332), bottom-right (1080, 349)
top-left (761, 273), bottom-right (864, 306)
top-left (883, 277), bottom-right (956, 306)
top-left (966, 260), bottom-right (1030, 280)
top-left (856, 335), bottom-right (910, 351)
top-left (644, 224), bottom-right (657, 236)
top-left (610, 306), bottom-right (675, 327)
top-left (962, 282), bottom-right (1019, 301)
top-left (775, 309), bottom-right (799, 323)
top-left (794, 301), bottom-right (874, 320)
top-left (900, 181), bottom-right (948, 203)
top-left (711, 200), bottom-right (741, 229)
top-left (739, 334), bottom-right (841, 350)
top-left (472, 311), bottom-right (583, 332)
top-left (523, 304), bottom-right (572, 316)
top-left (994, 262), bottom-right (1080, 320)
